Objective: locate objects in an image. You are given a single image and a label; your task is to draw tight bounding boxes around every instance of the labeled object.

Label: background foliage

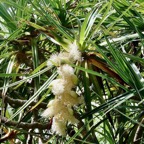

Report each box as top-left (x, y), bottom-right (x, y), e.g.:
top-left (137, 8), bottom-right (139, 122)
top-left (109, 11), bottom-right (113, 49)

top-left (0, 0), bottom-right (144, 143)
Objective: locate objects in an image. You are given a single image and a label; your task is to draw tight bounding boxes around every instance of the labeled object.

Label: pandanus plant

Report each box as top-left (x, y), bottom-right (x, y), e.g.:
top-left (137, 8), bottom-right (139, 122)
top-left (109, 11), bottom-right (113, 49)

top-left (0, 0), bottom-right (144, 144)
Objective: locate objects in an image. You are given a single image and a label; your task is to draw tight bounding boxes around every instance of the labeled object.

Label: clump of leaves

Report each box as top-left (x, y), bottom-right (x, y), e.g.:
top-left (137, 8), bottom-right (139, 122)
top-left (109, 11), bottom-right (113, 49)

top-left (0, 0), bottom-right (144, 144)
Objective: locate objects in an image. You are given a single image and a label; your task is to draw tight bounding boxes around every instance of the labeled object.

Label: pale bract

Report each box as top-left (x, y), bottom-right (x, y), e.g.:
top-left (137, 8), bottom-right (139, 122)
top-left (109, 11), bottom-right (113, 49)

top-left (57, 64), bottom-right (74, 77)
top-left (59, 93), bottom-right (83, 106)
top-left (41, 99), bottom-right (62, 117)
top-left (54, 107), bottom-right (79, 124)
top-left (52, 117), bottom-right (67, 136)
top-left (47, 52), bottom-right (71, 67)
top-left (47, 53), bottom-right (60, 67)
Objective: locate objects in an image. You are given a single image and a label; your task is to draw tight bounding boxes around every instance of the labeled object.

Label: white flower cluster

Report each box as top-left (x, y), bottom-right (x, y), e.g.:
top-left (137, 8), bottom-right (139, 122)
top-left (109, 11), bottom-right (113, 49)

top-left (47, 42), bottom-right (81, 67)
top-left (42, 42), bottom-right (83, 136)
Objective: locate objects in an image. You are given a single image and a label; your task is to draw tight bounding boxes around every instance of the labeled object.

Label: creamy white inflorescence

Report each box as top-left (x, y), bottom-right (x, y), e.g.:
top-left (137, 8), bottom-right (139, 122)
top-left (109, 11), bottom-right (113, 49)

top-left (68, 42), bottom-right (81, 61)
top-left (42, 42), bottom-right (83, 136)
